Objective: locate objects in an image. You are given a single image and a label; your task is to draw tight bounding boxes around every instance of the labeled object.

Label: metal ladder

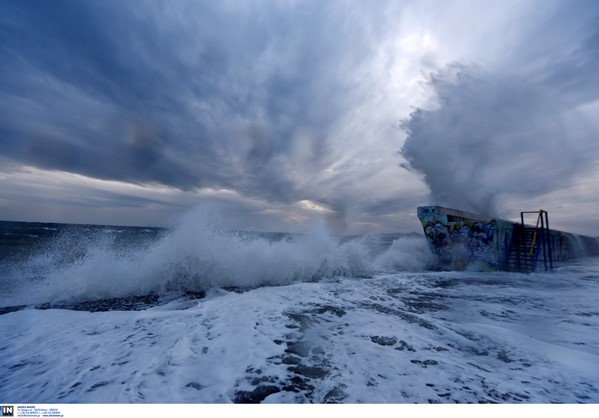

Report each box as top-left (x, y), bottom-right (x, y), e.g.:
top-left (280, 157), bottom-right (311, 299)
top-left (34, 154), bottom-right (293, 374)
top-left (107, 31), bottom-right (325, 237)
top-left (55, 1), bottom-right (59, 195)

top-left (520, 210), bottom-right (553, 272)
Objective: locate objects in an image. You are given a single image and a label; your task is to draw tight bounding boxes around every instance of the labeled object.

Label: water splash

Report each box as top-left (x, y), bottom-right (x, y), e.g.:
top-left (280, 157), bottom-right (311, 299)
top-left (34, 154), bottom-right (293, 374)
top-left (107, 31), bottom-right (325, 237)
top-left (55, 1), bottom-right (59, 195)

top-left (4, 206), bottom-right (437, 306)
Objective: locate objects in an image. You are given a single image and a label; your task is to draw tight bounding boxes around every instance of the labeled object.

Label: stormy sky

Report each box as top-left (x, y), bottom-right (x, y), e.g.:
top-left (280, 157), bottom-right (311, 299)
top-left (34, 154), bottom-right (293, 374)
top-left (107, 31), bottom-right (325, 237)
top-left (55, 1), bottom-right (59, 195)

top-left (1, 0), bottom-right (599, 234)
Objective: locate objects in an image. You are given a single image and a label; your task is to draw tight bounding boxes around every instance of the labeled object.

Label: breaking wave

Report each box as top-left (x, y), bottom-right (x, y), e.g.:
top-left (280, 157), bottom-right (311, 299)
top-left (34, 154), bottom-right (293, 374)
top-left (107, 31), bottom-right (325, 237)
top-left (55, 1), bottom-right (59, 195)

top-left (3, 206), bottom-right (437, 306)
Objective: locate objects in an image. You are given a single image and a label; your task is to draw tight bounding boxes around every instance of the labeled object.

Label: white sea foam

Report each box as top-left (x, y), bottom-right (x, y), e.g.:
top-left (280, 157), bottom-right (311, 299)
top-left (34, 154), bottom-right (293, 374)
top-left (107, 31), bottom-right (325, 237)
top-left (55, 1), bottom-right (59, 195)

top-left (4, 206), bottom-right (437, 306)
top-left (372, 235), bottom-right (438, 272)
top-left (2, 207), bottom-right (599, 403)
top-left (2, 260), bottom-right (599, 403)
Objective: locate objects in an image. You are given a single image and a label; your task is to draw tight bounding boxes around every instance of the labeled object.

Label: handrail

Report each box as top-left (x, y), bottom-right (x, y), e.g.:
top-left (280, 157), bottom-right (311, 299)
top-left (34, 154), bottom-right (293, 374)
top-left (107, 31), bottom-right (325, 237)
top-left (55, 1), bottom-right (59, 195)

top-left (520, 209), bottom-right (552, 271)
top-left (529, 210), bottom-right (542, 256)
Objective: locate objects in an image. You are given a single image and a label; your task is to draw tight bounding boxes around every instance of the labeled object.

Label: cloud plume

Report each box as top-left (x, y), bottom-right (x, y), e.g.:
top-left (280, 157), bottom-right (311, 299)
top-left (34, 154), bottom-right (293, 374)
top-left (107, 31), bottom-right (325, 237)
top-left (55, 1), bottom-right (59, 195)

top-left (400, 44), bottom-right (599, 217)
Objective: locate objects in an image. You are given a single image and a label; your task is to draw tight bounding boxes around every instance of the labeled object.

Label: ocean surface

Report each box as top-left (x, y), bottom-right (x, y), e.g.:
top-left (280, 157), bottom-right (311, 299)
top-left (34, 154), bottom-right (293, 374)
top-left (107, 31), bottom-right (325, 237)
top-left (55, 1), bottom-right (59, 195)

top-left (1, 208), bottom-right (598, 403)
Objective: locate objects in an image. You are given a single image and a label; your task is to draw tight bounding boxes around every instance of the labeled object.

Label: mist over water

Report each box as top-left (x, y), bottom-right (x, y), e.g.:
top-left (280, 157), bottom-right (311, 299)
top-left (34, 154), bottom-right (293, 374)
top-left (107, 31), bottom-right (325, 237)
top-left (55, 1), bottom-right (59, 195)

top-left (1, 206), bottom-right (437, 307)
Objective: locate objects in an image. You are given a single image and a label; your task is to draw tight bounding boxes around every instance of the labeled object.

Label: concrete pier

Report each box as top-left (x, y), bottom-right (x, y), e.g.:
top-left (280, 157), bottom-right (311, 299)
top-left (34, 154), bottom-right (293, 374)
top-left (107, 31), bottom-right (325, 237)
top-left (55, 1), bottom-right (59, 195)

top-left (417, 206), bottom-right (599, 272)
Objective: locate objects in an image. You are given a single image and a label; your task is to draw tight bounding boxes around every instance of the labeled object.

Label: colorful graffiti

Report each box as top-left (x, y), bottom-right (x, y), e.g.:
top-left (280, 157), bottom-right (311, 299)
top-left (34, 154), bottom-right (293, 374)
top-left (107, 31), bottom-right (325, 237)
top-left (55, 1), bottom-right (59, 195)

top-left (418, 206), bottom-right (498, 271)
top-left (417, 206), bottom-right (599, 272)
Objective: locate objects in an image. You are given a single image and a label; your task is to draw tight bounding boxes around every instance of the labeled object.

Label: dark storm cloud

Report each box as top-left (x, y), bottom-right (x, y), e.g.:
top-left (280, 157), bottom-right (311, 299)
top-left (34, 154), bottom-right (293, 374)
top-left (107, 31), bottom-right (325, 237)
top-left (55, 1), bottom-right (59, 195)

top-left (400, 4), bottom-right (599, 217)
top-left (3, 0), bottom-right (599, 233)
top-left (0, 0), bottom-right (388, 207)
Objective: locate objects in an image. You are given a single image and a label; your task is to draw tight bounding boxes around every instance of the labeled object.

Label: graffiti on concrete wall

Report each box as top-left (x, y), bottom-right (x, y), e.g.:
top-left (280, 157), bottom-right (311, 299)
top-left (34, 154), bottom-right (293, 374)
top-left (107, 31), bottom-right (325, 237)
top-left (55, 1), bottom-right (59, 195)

top-left (417, 206), bottom-right (498, 271)
top-left (423, 220), bottom-right (497, 271)
top-left (417, 206), bottom-right (596, 272)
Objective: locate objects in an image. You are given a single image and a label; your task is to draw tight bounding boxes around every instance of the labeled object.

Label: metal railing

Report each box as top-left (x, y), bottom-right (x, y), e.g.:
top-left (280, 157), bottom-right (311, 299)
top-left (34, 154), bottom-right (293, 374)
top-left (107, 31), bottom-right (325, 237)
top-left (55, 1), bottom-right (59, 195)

top-left (520, 210), bottom-right (553, 271)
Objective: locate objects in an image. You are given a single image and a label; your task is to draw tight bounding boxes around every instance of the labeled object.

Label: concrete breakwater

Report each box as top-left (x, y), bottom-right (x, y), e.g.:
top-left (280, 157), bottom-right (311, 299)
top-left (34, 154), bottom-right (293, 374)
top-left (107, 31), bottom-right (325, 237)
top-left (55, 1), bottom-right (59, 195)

top-left (417, 206), bottom-right (599, 272)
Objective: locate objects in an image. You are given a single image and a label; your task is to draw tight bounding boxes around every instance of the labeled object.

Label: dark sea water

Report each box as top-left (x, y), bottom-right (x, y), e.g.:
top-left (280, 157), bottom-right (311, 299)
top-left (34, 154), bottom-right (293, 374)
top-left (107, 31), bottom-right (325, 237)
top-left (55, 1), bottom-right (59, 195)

top-left (0, 220), bottom-right (168, 313)
top-left (0, 220), bottom-right (165, 260)
top-left (1, 211), bottom-right (598, 403)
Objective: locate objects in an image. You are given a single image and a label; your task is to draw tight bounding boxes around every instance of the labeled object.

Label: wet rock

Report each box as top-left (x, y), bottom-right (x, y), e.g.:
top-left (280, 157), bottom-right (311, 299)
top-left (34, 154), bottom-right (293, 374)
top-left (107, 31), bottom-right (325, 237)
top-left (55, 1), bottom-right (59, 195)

top-left (324, 386), bottom-right (347, 403)
top-left (289, 365), bottom-right (328, 379)
top-left (395, 340), bottom-right (416, 352)
top-left (371, 336), bottom-right (397, 346)
top-left (497, 350), bottom-right (514, 363)
top-left (185, 382), bottom-right (204, 391)
top-left (310, 305), bottom-right (346, 317)
top-left (411, 359), bottom-right (438, 368)
top-left (234, 385), bottom-right (281, 403)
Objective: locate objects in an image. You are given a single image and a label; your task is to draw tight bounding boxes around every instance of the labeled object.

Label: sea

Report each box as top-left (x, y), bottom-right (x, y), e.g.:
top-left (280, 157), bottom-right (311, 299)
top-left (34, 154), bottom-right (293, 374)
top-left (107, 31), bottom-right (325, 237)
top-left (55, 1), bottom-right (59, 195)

top-left (1, 207), bottom-right (599, 404)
